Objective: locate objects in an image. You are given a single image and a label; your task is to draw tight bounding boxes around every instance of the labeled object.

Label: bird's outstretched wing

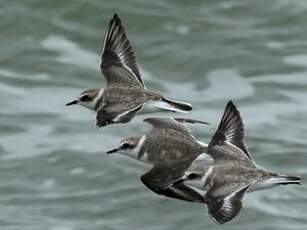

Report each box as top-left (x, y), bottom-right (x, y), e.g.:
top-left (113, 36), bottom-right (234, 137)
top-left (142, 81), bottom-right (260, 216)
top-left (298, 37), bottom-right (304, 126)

top-left (208, 101), bottom-right (255, 166)
top-left (143, 117), bottom-right (208, 139)
top-left (205, 183), bottom-right (250, 224)
top-left (100, 14), bottom-right (144, 88)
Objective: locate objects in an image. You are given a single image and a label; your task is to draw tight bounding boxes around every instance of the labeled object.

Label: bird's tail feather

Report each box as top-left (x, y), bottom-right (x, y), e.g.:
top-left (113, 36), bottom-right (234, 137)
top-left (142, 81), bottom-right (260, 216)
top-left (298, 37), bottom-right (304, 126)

top-left (150, 97), bottom-right (192, 113)
top-left (276, 175), bottom-right (301, 185)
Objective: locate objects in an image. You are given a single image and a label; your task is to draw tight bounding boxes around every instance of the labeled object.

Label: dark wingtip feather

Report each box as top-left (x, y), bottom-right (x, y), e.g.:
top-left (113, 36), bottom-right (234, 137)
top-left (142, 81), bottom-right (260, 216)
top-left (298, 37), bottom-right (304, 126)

top-left (101, 13), bottom-right (144, 87)
top-left (206, 185), bottom-right (249, 224)
top-left (111, 13), bottom-right (121, 25)
top-left (210, 100), bottom-right (241, 146)
top-left (210, 200), bottom-right (242, 224)
top-left (209, 100), bottom-right (253, 161)
top-left (227, 100), bottom-right (235, 108)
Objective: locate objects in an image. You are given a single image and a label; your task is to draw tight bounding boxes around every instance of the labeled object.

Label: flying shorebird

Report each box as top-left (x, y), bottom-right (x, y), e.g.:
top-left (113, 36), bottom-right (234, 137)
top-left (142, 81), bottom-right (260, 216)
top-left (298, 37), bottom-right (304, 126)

top-left (173, 101), bottom-right (301, 224)
top-left (66, 14), bottom-right (192, 127)
top-left (106, 117), bottom-right (212, 202)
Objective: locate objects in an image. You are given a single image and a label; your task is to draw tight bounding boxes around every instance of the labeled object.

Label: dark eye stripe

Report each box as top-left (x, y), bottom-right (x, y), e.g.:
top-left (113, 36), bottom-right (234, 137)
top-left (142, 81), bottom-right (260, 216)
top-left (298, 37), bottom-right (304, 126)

top-left (188, 173), bottom-right (198, 179)
top-left (81, 95), bottom-right (91, 101)
top-left (122, 143), bottom-right (133, 149)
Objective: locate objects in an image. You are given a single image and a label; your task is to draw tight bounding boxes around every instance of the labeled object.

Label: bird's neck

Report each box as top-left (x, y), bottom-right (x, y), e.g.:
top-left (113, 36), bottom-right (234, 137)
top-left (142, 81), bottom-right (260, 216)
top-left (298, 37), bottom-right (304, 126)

top-left (93, 88), bottom-right (104, 111)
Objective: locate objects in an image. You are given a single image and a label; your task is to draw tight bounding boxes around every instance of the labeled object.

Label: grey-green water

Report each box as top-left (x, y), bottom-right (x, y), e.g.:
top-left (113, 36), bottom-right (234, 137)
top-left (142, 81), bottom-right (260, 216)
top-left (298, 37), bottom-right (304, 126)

top-left (0, 0), bottom-right (306, 229)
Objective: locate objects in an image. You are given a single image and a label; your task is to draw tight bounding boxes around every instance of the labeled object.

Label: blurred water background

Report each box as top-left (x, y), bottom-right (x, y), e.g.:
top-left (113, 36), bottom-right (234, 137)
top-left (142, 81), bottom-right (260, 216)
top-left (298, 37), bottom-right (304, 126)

top-left (0, 0), bottom-right (306, 229)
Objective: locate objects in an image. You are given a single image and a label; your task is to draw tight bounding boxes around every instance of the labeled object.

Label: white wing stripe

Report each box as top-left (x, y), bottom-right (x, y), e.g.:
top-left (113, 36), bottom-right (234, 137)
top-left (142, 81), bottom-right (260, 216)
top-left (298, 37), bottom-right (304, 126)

top-left (113, 104), bottom-right (143, 122)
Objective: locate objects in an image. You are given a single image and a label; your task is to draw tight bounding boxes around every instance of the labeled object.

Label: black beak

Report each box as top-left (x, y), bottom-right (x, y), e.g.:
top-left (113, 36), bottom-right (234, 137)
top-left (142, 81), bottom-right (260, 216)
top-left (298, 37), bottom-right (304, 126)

top-left (66, 100), bottom-right (78, 106)
top-left (106, 148), bottom-right (119, 154)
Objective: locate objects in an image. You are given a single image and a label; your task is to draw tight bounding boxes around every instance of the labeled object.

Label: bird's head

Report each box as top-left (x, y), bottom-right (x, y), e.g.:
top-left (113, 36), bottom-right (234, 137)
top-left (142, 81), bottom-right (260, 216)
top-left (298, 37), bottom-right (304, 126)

top-left (66, 88), bottom-right (102, 110)
top-left (106, 136), bottom-right (146, 160)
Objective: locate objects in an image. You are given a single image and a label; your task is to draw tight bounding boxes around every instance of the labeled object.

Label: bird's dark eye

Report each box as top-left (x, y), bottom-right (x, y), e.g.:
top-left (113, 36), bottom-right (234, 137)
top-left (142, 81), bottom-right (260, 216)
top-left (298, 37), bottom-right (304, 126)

top-left (80, 95), bottom-right (90, 101)
top-left (188, 173), bottom-right (198, 180)
top-left (122, 143), bottom-right (131, 149)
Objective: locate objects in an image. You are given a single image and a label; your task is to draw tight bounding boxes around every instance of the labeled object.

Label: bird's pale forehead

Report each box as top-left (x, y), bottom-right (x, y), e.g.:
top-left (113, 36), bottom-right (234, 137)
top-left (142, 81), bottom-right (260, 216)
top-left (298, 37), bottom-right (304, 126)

top-left (121, 137), bottom-right (140, 145)
top-left (81, 89), bottom-right (99, 97)
top-left (120, 138), bottom-right (131, 145)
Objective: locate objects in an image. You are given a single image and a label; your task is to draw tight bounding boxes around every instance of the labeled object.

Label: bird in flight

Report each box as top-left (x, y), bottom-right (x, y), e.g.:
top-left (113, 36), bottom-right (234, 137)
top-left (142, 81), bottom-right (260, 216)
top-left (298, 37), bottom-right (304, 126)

top-left (174, 101), bottom-right (301, 224)
top-left (106, 117), bottom-right (210, 202)
top-left (66, 14), bottom-right (192, 128)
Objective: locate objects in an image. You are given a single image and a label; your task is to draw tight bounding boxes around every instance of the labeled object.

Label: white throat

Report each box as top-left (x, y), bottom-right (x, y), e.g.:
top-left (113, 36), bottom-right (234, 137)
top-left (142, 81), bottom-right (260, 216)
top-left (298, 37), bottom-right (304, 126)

top-left (79, 88), bottom-right (104, 110)
top-left (120, 135), bottom-right (148, 163)
top-left (185, 166), bottom-right (213, 191)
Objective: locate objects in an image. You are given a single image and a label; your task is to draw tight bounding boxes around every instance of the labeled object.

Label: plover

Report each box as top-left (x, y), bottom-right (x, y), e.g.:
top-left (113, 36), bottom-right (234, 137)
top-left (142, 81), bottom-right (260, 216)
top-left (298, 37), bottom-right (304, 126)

top-left (106, 117), bottom-right (212, 202)
top-left (174, 101), bottom-right (301, 224)
top-left (66, 14), bottom-right (192, 127)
